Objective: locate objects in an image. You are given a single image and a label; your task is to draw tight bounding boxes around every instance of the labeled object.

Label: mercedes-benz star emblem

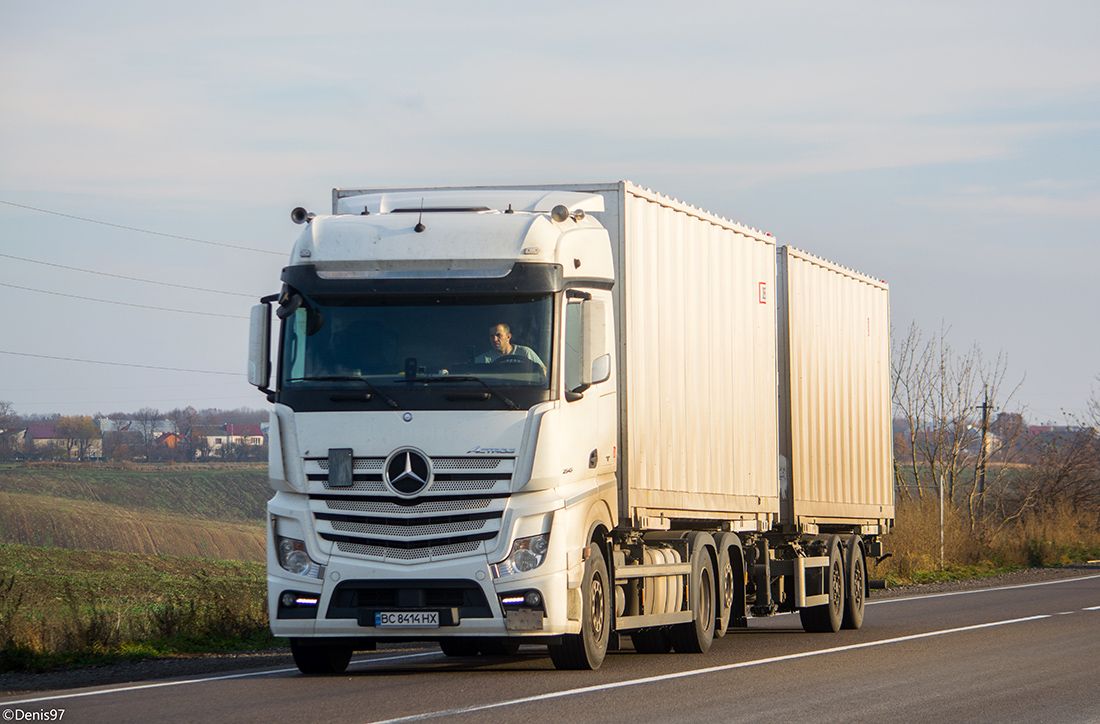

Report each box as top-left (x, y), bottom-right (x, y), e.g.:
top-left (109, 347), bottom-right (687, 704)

top-left (384, 449), bottom-right (431, 496)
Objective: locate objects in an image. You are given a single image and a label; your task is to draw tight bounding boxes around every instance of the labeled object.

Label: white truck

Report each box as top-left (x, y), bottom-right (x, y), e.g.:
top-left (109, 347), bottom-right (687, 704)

top-left (248, 181), bottom-right (894, 673)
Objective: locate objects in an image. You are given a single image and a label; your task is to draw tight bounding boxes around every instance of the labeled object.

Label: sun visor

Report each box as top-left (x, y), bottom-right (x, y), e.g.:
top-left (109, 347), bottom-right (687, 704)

top-left (334, 189), bottom-right (605, 216)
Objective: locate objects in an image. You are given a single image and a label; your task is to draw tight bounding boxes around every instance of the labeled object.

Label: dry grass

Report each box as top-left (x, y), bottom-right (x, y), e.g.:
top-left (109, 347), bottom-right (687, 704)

top-left (0, 463), bottom-right (269, 561)
top-left (0, 544), bottom-right (272, 672)
top-left (879, 497), bottom-right (1100, 584)
top-left (0, 491), bottom-right (265, 561)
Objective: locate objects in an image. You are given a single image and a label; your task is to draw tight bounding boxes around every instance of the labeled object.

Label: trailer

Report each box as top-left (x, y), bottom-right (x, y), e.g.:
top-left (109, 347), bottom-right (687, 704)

top-left (248, 181), bottom-right (893, 672)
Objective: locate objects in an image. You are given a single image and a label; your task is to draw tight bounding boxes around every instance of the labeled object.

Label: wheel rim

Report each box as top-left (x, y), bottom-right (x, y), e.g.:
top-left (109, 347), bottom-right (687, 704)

top-left (722, 561), bottom-right (734, 610)
top-left (590, 573), bottom-right (606, 643)
top-left (853, 556), bottom-right (864, 610)
top-left (831, 559), bottom-right (843, 615)
top-left (701, 568), bottom-right (713, 633)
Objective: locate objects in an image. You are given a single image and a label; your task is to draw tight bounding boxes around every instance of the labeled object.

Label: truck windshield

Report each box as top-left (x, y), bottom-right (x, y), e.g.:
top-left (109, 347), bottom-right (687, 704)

top-left (280, 293), bottom-right (553, 392)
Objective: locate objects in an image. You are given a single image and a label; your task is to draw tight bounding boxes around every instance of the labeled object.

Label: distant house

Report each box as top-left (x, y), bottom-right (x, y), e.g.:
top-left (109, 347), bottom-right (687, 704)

top-left (962, 424), bottom-right (1003, 458)
top-left (1028, 425), bottom-right (1097, 448)
top-left (197, 423), bottom-right (267, 458)
top-left (0, 427), bottom-right (27, 457)
top-left (225, 424), bottom-right (265, 447)
top-left (97, 418), bottom-right (178, 442)
top-left (156, 432), bottom-right (183, 449)
top-left (24, 424), bottom-right (103, 460)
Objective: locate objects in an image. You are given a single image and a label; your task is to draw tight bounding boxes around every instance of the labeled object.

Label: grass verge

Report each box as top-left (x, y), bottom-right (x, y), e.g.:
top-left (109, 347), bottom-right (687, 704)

top-left (0, 544), bottom-right (280, 674)
top-left (876, 497), bottom-right (1100, 587)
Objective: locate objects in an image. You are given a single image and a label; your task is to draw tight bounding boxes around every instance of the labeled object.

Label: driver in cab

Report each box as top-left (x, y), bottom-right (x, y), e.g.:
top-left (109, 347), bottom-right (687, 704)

top-left (474, 323), bottom-right (546, 375)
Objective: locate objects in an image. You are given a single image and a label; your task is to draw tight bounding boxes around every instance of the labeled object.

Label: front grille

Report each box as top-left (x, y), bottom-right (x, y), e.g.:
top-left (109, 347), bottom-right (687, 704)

top-left (323, 498), bottom-right (495, 515)
top-left (326, 579), bottom-right (493, 620)
top-left (334, 540), bottom-right (483, 560)
top-left (329, 518), bottom-right (490, 537)
top-left (304, 454), bottom-right (514, 563)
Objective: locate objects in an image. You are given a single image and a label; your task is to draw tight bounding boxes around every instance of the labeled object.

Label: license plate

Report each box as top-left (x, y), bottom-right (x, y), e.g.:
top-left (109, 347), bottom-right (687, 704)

top-left (375, 611), bottom-right (440, 628)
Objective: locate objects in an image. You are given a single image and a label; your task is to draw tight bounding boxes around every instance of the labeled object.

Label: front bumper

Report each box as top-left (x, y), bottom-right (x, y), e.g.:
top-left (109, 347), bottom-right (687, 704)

top-left (269, 551), bottom-right (578, 640)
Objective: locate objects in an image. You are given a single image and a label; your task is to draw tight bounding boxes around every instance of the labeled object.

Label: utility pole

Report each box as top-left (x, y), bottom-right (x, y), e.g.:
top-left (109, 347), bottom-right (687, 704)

top-left (939, 472), bottom-right (945, 570)
top-left (976, 387), bottom-right (993, 500)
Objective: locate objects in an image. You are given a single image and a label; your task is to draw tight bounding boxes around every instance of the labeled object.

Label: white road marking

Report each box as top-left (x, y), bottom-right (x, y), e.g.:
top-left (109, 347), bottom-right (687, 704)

top-left (0, 651), bottom-right (440, 706)
top-left (363, 615), bottom-right (1053, 724)
top-left (866, 572), bottom-right (1100, 605)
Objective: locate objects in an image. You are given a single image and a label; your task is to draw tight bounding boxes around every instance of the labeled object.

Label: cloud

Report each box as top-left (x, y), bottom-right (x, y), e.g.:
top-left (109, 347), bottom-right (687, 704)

top-left (907, 183), bottom-right (1100, 219)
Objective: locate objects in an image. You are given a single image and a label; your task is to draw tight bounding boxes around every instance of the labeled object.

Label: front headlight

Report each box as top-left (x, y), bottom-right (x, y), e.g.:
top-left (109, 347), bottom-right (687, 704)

top-left (492, 533), bottom-right (550, 578)
top-left (276, 536), bottom-right (325, 579)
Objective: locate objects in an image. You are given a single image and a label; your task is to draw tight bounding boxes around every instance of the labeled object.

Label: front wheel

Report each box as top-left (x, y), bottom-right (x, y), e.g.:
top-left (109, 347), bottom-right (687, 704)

top-left (290, 639), bottom-right (353, 674)
top-left (439, 638), bottom-right (481, 657)
top-left (549, 545), bottom-right (610, 670)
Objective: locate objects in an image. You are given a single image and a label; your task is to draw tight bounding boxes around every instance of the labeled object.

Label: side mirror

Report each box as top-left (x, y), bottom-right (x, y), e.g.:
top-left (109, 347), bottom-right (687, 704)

top-left (248, 303), bottom-right (272, 390)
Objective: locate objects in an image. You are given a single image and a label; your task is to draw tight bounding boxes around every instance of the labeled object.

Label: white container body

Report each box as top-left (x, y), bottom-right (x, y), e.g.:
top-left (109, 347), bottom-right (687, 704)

top-left (606, 184), bottom-right (780, 526)
top-left (777, 246), bottom-right (894, 529)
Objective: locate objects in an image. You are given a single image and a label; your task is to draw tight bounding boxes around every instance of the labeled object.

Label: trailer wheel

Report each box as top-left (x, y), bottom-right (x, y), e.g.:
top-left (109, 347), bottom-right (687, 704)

top-left (671, 552), bottom-right (715, 653)
top-left (439, 638), bottom-right (481, 657)
top-left (842, 536), bottom-right (866, 630)
top-left (290, 639), bottom-right (353, 674)
top-left (799, 536), bottom-right (845, 633)
top-left (630, 627), bottom-right (672, 654)
top-left (549, 545), bottom-right (610, 670)
top-left (714, 537), bottom-right (736, 637)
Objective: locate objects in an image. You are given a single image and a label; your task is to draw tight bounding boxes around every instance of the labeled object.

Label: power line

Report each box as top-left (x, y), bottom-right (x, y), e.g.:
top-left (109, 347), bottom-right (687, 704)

top-left (0, 350), bottom-right (241, 376)
top-left (0, 281), bottom-right (249, 319)
top-left (0, 199), bottom-right (285, 257)
top-left (0, 253), bottom-right (261, 298)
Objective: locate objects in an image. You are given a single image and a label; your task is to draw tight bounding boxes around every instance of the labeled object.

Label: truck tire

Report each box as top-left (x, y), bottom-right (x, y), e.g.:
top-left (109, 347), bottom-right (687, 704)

top-left (713, 533), bottom-right (740, 637)
top-left (842, 535), bottom-right (866, 630)
top-left (799, 536), bottom-right (845, 633)
top-left (439, 638), bottom-right (481, 657)
top-left (290, 638), bottom-right (353, 675)
top-left (549, 545), bottom-right (610, 670)
top-left (671, 552), bottom-right (715, 653)
top-left (479, 638), bottom-right (522, 656)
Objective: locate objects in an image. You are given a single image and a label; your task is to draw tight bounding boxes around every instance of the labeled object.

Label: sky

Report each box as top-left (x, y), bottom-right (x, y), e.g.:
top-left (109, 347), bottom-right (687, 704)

top-left (1, 0), bottom-right (1098, 423)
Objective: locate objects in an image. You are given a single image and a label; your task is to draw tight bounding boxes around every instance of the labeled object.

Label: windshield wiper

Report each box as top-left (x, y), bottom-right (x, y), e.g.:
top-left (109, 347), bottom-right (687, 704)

top-left (412, 376), bottom-right (519, 410)
top-left (290, 376), bottom-right (399, 408)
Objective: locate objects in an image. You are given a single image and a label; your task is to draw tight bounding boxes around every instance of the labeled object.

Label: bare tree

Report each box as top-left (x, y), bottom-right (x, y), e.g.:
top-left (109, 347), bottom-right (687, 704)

top-left (134, 407), bottom-right (161, 462)
top-left (0, 401), bottom-right (18, 459)
top-left (167, 406), bottom-right (201, 462)
top-left (891, 323), bottom-right (1024, 528)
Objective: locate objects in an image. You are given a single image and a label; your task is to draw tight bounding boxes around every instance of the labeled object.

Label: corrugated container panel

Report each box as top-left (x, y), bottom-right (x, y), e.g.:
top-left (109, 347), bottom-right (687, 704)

top-left (778, 246), bottom-right (893, 527)
top-left (617, 185), bottom-right (779, 522)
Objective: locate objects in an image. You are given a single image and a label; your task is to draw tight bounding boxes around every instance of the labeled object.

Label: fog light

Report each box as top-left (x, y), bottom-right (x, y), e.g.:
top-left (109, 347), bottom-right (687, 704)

top-left (524, 591), bottom-right (542, 607)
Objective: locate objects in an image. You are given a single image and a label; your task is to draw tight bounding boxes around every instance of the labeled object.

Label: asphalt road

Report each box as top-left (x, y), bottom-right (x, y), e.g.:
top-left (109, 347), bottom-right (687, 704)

top-left (4, 573), bottom-right (1099, 724)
